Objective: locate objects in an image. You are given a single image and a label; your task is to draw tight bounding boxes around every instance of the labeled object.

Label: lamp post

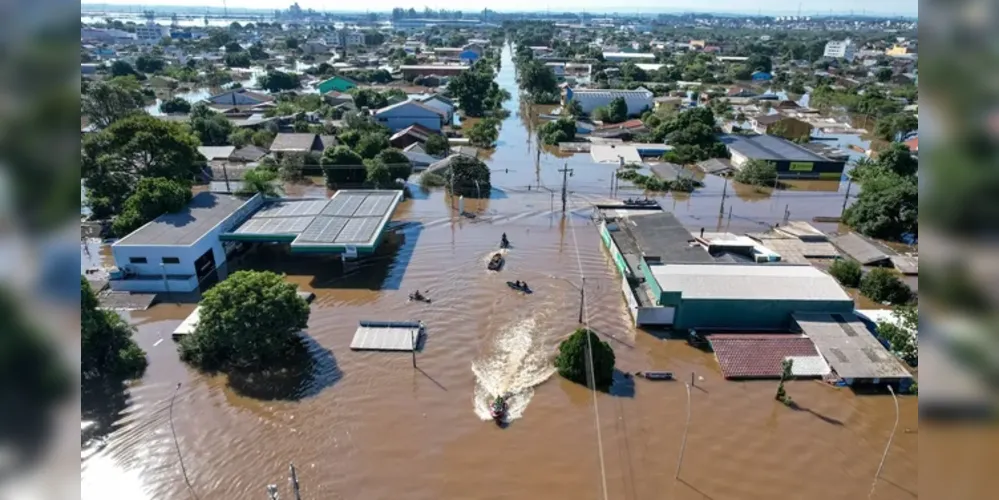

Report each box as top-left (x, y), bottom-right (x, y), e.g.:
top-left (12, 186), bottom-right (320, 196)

top-left (868, 385), bottom-right (899, 499)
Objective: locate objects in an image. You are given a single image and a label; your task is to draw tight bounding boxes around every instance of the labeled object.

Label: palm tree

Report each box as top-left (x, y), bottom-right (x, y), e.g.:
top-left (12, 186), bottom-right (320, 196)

top-left (238, 167), bottom-right (283, 197)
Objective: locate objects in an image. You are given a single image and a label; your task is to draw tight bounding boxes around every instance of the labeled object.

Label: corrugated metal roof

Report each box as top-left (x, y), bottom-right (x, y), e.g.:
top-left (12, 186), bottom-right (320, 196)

top-left (794, 312), bottom-right (912, 380)
top-left (830, 233), bottom-right (892, 265)
top-left (351, 321), bottom-right (423, 351)
top-left (721, 134), bottom-right (832, 163)
top-left (651, 264), bottom-right (853, 301)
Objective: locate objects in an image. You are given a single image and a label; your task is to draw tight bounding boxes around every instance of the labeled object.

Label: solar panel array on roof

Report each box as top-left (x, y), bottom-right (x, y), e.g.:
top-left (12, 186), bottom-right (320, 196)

top-left (297, 216), bottom-right (349, 243)
top-left (253, 199), bottom-right (328, 218)
top-left (235, 217), bottom-right (314, 235)
top-left (337, 217), bottom-right (381, 243)
top-left (322, 193), bottom-right (365, 217)
top-left (356, 195), bottom-right (393, 217)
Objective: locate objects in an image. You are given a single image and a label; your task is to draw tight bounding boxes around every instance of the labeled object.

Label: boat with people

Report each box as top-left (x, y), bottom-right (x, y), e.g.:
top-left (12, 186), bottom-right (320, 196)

top-left (490, 394), bottom-right (509, 422)
top-left (488, 252), bottom-right (504, 271)
top-left (506, 280), bottom-right (532, 294)
top-left (408, 290), bottom-right (431, 304)
top-left (635, 371), bottom-right (675, 381)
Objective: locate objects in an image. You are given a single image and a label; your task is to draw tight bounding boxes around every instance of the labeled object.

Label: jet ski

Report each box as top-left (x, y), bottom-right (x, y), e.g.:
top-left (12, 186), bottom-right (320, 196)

top-left (500, 233), bottom-right (510, 249)
top-left (487, 253), bottom-right (504, 271)
top-left (408, 290), bottom-right (431, 304)
top-left (490, 394), bottom-right (509, 422)
top-left (506, 281), bottom-right (532, 294)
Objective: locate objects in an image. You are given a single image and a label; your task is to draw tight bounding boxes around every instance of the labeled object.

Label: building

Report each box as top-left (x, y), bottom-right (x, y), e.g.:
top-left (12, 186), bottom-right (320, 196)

top-left (886, 44), bottom-right (916, 57)
top-left (751, 114), bottom-right (814, 140)
top-left (301, 40), bottom-right (330, 55)
top-left (399, 65), bottom-right (469, 80)
top-left (389, 123), bottom-right (440, 149)
top-left (721, 134), bottom-right (846, 180)
top-left (373, 100), bottom-right (445, 132)
top-left (205, 89), bottom-right (275, 107)
top-left (316, 75), bottom-right (358, 94)
top-left (268, 133), bottom-right (330, 156)
top-left (601, 52), bottom-right (657, 63)
top-left (346, 31), bottom-right (366, 47)
top-left (134, 23), bottom-right (169, 44)
top-left (823, 39), bottom-right (857, 61)
top-left (751, 71), bottom-right (773, 81)
top-left (110, 190), bottom-right (404, 293)
top-left (459, 50), bottom-right (480, 64)
top-left (564, 87), bottom-right (654, 117)
top-left (417, 94), bottom-right (455, 123)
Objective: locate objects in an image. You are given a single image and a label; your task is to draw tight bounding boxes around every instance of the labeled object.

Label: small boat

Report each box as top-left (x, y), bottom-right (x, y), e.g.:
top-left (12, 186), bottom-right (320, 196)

top-left (490, 394), bottom-right (509, 422)
top-left (505, 281), bottom-right (532, 294)
top-left (488, 253), bottom-right (504, 271)
top-left (408, 291), bottom-right (431, 304)
top-left (636, 371), bottom-right (675, 381)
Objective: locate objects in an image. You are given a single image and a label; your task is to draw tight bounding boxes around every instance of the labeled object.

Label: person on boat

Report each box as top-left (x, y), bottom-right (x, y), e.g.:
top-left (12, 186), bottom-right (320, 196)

top-left (501, 232), bottom-right (509, 247)
top-left (520, 281), bottom-right (528, 290)
top-left (412, 290), bottom-right (424, 301)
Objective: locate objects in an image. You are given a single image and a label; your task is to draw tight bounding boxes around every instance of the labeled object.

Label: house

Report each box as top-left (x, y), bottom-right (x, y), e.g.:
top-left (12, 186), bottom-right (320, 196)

top-left (565, 87), bottom-right (654, 117)
top-left (269, 133), bottom-right (325, 155)
top-left (654, 96), bottom-right (684, 111)
top-left (904, 137), bottom-right (918, 156)
top-left (751, 115), bottom-right (813, 140)
top-left (301, 40), bottom-right (330, 55)
top-left (323, 91), bottom-right (355, 107)
top-left (205, 89), bottom-right (275, 107)
top-left (594, 119), bottom-right (649, 138)
top-left (601, 52), bottom-right (656, 63)
top-left (886, 44), bottom-right (916, 57)
top-left (774, 100), bottom-right (800, 111)
top-left (751, 71), bottom-right (773, 81)
top-left (462, 43), bottom-right (485, 57)
top-left (399, 65), bottom-right (469, 80)
top-left (727, 87), bottom-right (758, 98)
top-left (373, 100), bottom-right (445, 132)
top-left (722, 134), bottom-right (845, 180)
top-left (316, 75), bottom-right (358, 94)
top-left (389, 123), bottom-right (440, 149)
top-left (418, 94), bottom-right (455, 123)
top-left (823, 39), bottom-right (857, 61)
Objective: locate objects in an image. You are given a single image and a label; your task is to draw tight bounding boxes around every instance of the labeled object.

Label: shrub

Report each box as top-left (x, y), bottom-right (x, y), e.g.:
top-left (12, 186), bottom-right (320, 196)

top-left (424, 134), bottom-right (451, 157)
top-left (860, 268), bottom-right (913, 305)
top-left (734, 159), bottom-right (778, 186)
top-left (555, 328), bottom-right (615, 390)
top-left (828, 259), bottom-right (862, 287)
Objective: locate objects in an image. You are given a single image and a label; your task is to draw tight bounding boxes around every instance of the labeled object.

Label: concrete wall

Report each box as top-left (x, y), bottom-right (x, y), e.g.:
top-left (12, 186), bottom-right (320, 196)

top-left (599, 222), bottom-right (630, 277)
top-left (638, 261), bottom-right (663, 305)
top-left (674, 298), bottom-right (855, 331)
top-left (637, 306), bottom-right (676, 325)
top-left (111, 275), bottom-right (198, 293)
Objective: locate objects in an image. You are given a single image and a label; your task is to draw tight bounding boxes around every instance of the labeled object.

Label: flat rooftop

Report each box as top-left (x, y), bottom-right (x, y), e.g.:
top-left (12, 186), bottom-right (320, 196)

top-left (607, 212), bottom-right (735, 265)
top-left (720, 134), bottom-right (834, 163)
top-left (115, 192), bottom-right (249, 246)
top-left (793, 312), bottom-right (912, 380)
top-left (651, 264), bottom-right (853, 301)
top-left (351, 321), bottom-right (423, 351)
top-left (225, 190), bottom-right (403, 250)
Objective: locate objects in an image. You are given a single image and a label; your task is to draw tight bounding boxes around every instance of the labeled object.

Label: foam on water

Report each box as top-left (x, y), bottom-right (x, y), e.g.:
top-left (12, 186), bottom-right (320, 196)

top-left (471, 316), bottom-right (557, 422)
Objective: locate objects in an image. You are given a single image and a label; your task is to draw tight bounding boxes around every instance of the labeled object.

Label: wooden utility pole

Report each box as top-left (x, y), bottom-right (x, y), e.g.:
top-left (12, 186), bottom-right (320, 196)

top-left (222, 162), bottom-right (231, 193)
top-left (675, 382), bottom-right (692, 480)
top-left (558, 163), bottom-right (573, 213)
top-left (577, 277), bottom-right (586, 324)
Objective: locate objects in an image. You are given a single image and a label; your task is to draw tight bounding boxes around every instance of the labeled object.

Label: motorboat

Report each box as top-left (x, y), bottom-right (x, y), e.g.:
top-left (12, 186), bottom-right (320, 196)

top-left (490, 395), bottom-right (508, 422)
top-left (488, 253), bottom-right (504, 271)
top-left (408, 291), bottom-right (431, 304)
top-left (505, 281), bottom-right (532, 294)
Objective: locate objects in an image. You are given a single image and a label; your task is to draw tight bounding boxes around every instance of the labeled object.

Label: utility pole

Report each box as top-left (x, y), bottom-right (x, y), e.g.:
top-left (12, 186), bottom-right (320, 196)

top-left (719, 176), bottom-right (729, 215)
top-left (840, 177), bottom-right (853, 218)
top-left (577, 277), bottom-right (586, 324)
top-left (289, 463), bottom-right (301, 500)
top-left (222, 162), bottom-right (231, 193)
top-left (558, 163), bottom-right (573, 213)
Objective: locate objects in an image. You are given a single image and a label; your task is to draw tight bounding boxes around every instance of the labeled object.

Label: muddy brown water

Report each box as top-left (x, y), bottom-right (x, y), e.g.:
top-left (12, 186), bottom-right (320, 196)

top-left (82, 45), bottom-right (917, 500)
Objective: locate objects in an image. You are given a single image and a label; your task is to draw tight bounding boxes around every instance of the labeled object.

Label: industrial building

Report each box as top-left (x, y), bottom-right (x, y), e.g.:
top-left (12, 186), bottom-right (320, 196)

top-left (564, 87), bottom-right (654, 117)
top-left (720, 134), bottom-right (847, 180)
top-left (109, 190), bottom-right (403, 293)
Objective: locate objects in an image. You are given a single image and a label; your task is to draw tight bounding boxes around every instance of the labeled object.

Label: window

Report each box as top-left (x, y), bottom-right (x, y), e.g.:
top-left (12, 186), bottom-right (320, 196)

top-left (162, 257), bottom-right (181, 264)
top-left (128, 257), bottom-right (148, 264)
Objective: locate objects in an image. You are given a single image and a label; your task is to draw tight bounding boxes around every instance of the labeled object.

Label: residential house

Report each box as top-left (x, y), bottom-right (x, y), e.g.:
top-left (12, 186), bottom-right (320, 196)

top-left (654, 96), bottom-right (684, 112)
top-left (323, 91), bottom-right (355, 107)
top-left (459, 50), bottom-right (480, 64)
top-left (462, 43), bottom-right (485, 57)
top-left (823, 39), bottom-right (857, 61)
top-left (373, 100), bottom-right (445, 132)
top-left (751, 114), bottom-right (813, 140)
top-left (316, 75), bottom-right (359, 94)
top-left (564, 87), bottom-right (654, 117)
top-left (269, 133), bottom-right (326, 155)
top-left (418, 94), bottom-right (455, 123)
top-left (400, 65), bottom-right (468, 80)
top-left (389, 123), bottom-right (440, 149)
top-left (205, 89), bottom-right (275, 108)
top-left (301, 40), bottom-right (330, 55)
top-left (689, 39), bottom-right (707, 50)
top-left (592, 119), bottom-right (649, 139)
top-left (774, 100), bottom-right (801, 111)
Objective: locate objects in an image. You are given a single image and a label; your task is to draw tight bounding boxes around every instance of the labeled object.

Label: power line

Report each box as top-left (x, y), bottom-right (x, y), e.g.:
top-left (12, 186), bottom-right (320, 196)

top-left (169, 383), bottom-right (200, 500)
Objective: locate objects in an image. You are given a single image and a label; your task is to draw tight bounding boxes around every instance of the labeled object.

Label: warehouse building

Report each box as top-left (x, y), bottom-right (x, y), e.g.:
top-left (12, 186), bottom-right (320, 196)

top-left (109, 190), bottom-right (403, 293)
top-left (720, 134), bottom-right (847, 180)
top-left (564, 87), bottom-right (654, 117)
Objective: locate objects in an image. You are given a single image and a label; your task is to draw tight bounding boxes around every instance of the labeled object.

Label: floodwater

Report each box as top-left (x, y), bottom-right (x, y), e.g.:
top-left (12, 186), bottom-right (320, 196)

top-left (82, 44), bottom-right (918, 500)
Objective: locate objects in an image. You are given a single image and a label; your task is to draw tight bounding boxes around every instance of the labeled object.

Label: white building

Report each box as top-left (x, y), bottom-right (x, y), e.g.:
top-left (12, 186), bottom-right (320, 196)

top-left (823, 39), bottom-right (856, 61)
top-left (135, 23), bottom-right (169, 44)
top-left (601, 52), bottom-right (657, 63)
top-left (373, 100), bottom-right (445, 132)
top-left (565, 87), bottom-right (654, 117)
top-left (346, 31), bottom-right (365, 47)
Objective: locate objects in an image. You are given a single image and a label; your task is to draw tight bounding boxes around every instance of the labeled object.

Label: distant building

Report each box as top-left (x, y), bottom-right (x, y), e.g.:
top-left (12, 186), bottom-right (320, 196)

top-left (399, 65), bottom-right (468, 80)
top-left (601, 52), bottom-right (656, 63)
top-left (721, 134), bottom-right (845, 180)
top-left (134, 23), bottom-right (169, 44)
top-left (205, 89), bottom-right (275, 108)
top-left (373, 100), bottom-right (445, 132)
top-left (459, 50), bottom-right (480, 64)
top-left (301, 40), bottom-right (330, 55)
top-left (316, 75), bottom-right (358, 94)
top-left (346, 31), bottom-right (366, 47)
top-left (823, 39), bottom-right (856, 61)
top-left (564, 87), bottom-right (654, 117)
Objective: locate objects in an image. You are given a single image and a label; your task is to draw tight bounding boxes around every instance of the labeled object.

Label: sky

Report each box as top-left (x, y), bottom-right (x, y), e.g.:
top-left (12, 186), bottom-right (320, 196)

top-left (82, 1), bottom-right (919, 17)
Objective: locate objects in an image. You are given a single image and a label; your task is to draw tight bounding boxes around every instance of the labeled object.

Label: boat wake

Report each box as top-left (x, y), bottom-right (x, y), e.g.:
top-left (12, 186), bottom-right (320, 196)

top-left (471, 317), bottom-right (556, 422)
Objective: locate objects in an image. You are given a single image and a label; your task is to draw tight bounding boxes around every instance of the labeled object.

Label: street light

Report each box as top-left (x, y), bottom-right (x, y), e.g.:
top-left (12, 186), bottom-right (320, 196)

top-left (868, 385), bottom-right (899, 499)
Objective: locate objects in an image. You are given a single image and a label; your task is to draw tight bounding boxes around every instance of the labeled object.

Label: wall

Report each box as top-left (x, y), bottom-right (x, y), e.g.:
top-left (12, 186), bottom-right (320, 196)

top-left (637, 306), bottom-right (676, 325)
top-left (773, 159), bottom-right (846, 180)
top-left (574, 93), bottom-right (653, 116)
top-left (111, 275), bottom-right (198, 293)
top-left (674, 298), bottom-right (855, 330)
top-left (599, 222), bottom-right (630, 277)
top-left (638, 261), bottom-right (663, 305)
top-left (620, 272), bottom-right (639, 323)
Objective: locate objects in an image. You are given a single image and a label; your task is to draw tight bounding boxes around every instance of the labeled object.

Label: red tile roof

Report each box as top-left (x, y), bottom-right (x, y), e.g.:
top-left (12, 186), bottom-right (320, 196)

top-left (904, 137), bottom-right (918, 152)
top-left (707, 334), bottom-right (820, 379)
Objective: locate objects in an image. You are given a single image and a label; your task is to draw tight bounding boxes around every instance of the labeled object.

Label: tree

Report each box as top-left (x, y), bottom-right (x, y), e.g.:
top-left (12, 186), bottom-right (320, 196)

top-left (875, 67), bottom-right (893, 83)
top-left (237, 167), bottom-right (282, 197)
top-left (746, 53), bottom-right (773, 73)
top-left (734, 159), bottom-right (778, 186)
top-left (606, 96), bottom-right (628, 123)
top-left (248, 42), bottom-right (269, 60)
top-left (775, 358), bottom-right (794, 405)
top-left (179, 271), bottom-right (310, 372)
top-left (189, 103), bottom-right (234, 146)
top-left (81, 79), bottom-right (143, 129)
top-left (322, 145), bottom-right (366, 185)
top-left (82, 114), bottom-right (202, 218)
top-left (843, 172), bottom-right (918, 241)
top-left (518, 59), bottom-right (559, 102)
top-left (447, 155), bottom-right (491, 197)
top-left (252, 130), bottom-right (275, 148)
top-left (224, 52), bottom-right (251, 68)
top-left (565, 99), bottom-right (584, 119)
top-left (875, 142), bottom-right (919, 177)
top-left (447, 69), bottom-right (494, 117)
top-left (874, 113), bottom-right (919, 142)
top-left (467, 118), bottom-right (500, 148)
top-left (349, 88), bottom-right (389, 109)
top-left (354, 132), bottom-right (390, 159)
top-left (859, 268), bottom-right (913, 305)
top-left (109, 60), bottom-right (138, 78)
top-left (828, 258), bottom-right (862, 288)
top-left (876, 304), bottom-right (918, 366)
top-left (537, 117), bottom-right (575, 145)
top-left (363, 158), bottom-right (394, 188)
top-left (375, 148), bottom-right (414, 180)
top-left (228, 128), bottom-right (253, 148)
top-left (159, 96), bottom-right (191, 114)
top-left (424, 133), bottom-right (451, 157)
top-left (111, 177), bottom-right (192, 236)
top-left (82, 277), bottom-right (147, 381)
top-left (285, 37), bottom-right (300, 50)
top-left (554, 328), bottom-right (615, 390)
top-left (134, 55), bottom-right (165, 73)
top-left (258, 70), bottom-right (300, 92)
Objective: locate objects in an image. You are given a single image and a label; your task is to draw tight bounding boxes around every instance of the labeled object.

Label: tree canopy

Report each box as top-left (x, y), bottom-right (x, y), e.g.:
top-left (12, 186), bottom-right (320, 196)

top-left (554, 328), bottom-right (615, 390)
top-left (467, 118), bottom-right (500, 148)
top-left (844, 171), bottom-right (918, 241)
top-left (734, 159), bottom-right (778, 186)
top-left (594, 96), bottom-right (628, 123)
top-left (517, 59), bottom-right (559, 103)
top-left (447, 155), bottom-right (491, 198)
top-left (828, 258), bottom-right (862, 288)
top-left (537, 117), bottom-right (576, 145)
top-left (159, 96), bottom-right (191, 114)
top-left (375, 148), bottom-right (414, 180)
top-left (82, 277), bottom-right (148, 381)
top-left (112, 177), bottom-right (192, 236)
top-left (447, 68), bottom-right (495, 117)
top-left (190, 103), bottom-right (235, 146)
top-left (322, 145), bottom-right (366, 185)
top-left (82, 114), bottom-right (202, 218)
top-left (876, 304), bottom-right (918, 366)
top-left (860, 268), bottom-right (913, 305)
top-left (237, 167), bottom-right (283, 197)
top-left (258, 70), bottom-right (301, 92)
top-left (134, 55), bottom-right (165, 73)
top-left (81, 79), bottom-right (143, 129)
top-left (424, 133), bottom-right (451, 157)
top-left (179, 271), bottom-right (310, 372)
top-left (354, 132), bottom-right (390, 159)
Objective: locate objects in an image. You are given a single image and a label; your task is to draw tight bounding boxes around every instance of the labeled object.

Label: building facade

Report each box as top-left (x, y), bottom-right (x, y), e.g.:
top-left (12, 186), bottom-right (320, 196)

top-left (374, 100), bottom-right (445, 132)
top-left (565, 87), bottom-right (654, 117)
top-left (823, 39), bottom-right (856, 61)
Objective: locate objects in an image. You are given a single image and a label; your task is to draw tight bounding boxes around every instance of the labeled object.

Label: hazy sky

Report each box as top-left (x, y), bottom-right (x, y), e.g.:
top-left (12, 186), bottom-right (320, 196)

top-left (83, 1), bottom-right (918, 16)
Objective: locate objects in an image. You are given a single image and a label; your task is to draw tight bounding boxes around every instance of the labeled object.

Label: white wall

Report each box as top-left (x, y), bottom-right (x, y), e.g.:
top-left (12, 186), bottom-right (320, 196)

top-left (574, 92), bottom-right (653, 116)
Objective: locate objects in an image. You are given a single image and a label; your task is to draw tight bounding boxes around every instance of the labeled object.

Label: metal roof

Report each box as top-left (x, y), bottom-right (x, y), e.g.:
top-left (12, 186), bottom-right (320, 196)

top-left (793, 312), bottom-right (912, 380)
top-left (269, 133), bottom-right (320, 152)
top-left (652, 264), bottom-right (853, 301)
top-left (720, 134), bottom-right (833, 163)
top-left (830, 233), bottom-right (892, 265)
top-left (606, 212), bottom-right (734, 265)
top-left (351, 320), bottom-right (423, 351)
top-left (198, 146), bottom-right (235, 161)
top-left (115, 192), bottom-right (250, 246)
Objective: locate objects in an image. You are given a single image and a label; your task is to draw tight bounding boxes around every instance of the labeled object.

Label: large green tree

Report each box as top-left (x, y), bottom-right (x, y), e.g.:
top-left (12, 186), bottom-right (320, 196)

top-left (81, 79), bottom-right (143, 129)
top-left (843, 172), bottom-right (918, 241)
top-left (159, 97), bottom-right (191, 114)
top-left (112, 177), bottom-right (192, 236)
top-left (537, 117), bottom-right (576, 145)
top-left (447, 68), bottom-right (494, 117)
top-left (189, 103), bottom-right (235, 146)
top-left (237, 167), bottom-right (283, 197)
top-left (179, 271), bottom-right (310, 372)
top-left (860, 268), bottom-right (913, 305)
top-left (734, 159), bottom-right (778, 186)
top-left (375, 148), bottom-right (414, 180)
top-left (363, 158), bottom-right (395, 188)
top-left (82, 114), bottom-right (202, 218)
top-left (447, 154), bottom-right (491, 197)
top-left (81, 277), bottom-right (148, 380)
top-left (258, 70), bottom-right (300, 92)
top-left (423, 133), bottom-right (451, 157)
top-left (467, 117), bottom-right (500, 148)
top-left (554, 328), bottom-right (615, 390)
top-left (354, 132), bottom-right (390, 159)
top-left (322, 145), bottom-right (366, 185)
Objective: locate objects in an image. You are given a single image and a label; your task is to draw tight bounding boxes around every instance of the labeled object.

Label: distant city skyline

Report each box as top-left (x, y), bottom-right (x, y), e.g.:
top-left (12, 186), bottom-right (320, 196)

top-left (81, 1), bottom-right (918, 17)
